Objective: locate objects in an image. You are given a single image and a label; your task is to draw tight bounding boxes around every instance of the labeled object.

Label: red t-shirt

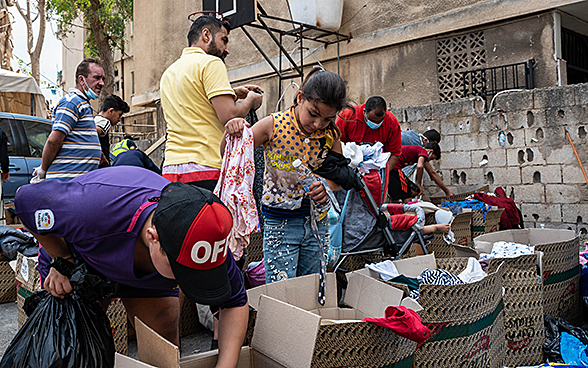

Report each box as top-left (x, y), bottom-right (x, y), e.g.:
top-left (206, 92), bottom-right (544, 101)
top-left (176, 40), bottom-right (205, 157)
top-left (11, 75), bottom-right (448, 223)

top-left (336, 104), bottom-right (401, 156)
top-left (394, 145), bottom-right (429, 169)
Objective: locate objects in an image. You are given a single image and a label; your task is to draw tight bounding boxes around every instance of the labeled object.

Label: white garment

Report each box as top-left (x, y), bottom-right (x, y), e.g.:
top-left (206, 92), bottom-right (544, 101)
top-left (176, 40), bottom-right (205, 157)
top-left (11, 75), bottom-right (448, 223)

top-left (479, 241), bottom-right (535, 260)
top-left (94, 115), bottom-right (111, 137)
top-left (358, 142), bottom-right (391, 174)
top-left (458, 257), bottom-right (487, 283)
top-left (341, 142), bottom-right (363, 168)
top-left (366, 260), bottom-right (400, 281)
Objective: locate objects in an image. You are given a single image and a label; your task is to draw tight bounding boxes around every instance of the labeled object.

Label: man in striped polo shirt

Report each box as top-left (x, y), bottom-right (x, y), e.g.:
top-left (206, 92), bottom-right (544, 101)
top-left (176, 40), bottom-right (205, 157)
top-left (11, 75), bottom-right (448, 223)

top-left (35, 58), bottom-right (104, 181)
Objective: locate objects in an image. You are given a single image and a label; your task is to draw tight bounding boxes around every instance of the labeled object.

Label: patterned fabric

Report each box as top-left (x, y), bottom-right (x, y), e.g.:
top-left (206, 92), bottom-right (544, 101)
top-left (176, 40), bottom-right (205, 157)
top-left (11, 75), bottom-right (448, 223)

top-left (441, 200), bottom-right (491, 220)
top-left (214, 127), bottom-right (259, 261)
top-left (479, 241), bottom-right (534, 260)
top-left (262, 107), bottom-right (333, 210)
top-left (411, 268), bottom-right (465, 301)
top-left (48, 88), bottom-right (101, 181)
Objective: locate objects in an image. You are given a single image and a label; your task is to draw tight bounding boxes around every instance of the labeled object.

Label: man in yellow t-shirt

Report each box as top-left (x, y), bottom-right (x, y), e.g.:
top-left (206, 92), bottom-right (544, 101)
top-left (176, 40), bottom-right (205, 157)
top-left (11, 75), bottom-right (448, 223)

top-left (160, 15), bottom-right (263, 191)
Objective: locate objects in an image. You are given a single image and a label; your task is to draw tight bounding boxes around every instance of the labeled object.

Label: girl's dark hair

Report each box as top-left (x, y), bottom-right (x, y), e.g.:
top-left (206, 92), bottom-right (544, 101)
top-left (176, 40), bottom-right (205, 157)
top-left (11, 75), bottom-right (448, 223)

top-left (295, 67), bottom-right (348, 139)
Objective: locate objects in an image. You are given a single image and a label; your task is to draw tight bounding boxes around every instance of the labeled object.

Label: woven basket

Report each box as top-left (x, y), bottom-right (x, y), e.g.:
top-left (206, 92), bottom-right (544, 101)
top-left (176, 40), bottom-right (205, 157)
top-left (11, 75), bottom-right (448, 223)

top-left (245, 231), bottom-right (264, 266)
top-left (474, 229), bottom-right (580, 325)
top-left (106, 298), bottom-right (128, 355)
top-left (415, 261), bottom-right (506, 368)
top-left (430, 185), bottom-right (490, 205)
top-left (0, 259), bottom-right (16, 303)
top-left (471, 208), bottom-right (504, 239)
top-left (421, 211), bottom-right (473, 258)
top-left (487, 254), bottom-right (545, 367)
top-left (179, 295), bottom-right (205, 337)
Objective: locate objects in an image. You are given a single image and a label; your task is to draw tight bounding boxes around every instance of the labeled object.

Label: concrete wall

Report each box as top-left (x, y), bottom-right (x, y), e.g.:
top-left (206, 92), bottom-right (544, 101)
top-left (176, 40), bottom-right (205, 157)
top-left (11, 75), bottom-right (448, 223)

top-left (393, 83), bottom-right (588, 234)
top-left (130, 0), bottom-right (575, 113)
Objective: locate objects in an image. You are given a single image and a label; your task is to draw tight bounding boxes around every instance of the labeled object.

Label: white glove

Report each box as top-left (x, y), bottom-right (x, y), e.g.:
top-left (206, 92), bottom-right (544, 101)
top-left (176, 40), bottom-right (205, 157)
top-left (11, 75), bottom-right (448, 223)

top-left (30, 167), bottom-right (46, 183)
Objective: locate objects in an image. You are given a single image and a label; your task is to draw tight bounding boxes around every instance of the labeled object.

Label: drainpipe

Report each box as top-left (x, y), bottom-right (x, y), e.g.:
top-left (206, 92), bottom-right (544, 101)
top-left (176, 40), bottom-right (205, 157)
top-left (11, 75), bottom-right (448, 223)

top-left (553, 11), bottom-right (563, 86)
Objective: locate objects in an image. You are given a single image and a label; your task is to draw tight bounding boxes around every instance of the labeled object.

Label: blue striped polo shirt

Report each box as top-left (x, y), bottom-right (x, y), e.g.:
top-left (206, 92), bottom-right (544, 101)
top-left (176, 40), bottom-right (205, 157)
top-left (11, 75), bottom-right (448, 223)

top-left (48, 88), bottom-right (101, 181)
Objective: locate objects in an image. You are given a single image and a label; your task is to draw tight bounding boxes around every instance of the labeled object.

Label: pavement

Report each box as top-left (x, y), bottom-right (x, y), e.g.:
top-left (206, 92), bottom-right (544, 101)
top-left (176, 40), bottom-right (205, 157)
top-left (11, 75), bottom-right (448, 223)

top-left (0, 300), bottom-right (214, 361)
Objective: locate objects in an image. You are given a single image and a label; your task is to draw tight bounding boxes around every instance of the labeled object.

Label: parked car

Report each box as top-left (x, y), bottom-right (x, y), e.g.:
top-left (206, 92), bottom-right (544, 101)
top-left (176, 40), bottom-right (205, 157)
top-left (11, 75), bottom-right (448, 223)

top-left (0, 112), bottom-right (52, 198)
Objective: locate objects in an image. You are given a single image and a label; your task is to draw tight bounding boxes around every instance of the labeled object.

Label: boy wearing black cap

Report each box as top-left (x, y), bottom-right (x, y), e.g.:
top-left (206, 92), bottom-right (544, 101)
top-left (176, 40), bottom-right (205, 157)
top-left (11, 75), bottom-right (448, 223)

top-left (14, 166), bottom-right (248, 368)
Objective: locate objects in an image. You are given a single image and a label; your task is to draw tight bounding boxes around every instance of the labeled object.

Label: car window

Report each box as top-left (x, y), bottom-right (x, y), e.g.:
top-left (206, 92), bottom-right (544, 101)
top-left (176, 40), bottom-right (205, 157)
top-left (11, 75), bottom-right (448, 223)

top-left (0, 118), bottom-right (15, 155)
top-left (21, 120), bottom-right (51, 158)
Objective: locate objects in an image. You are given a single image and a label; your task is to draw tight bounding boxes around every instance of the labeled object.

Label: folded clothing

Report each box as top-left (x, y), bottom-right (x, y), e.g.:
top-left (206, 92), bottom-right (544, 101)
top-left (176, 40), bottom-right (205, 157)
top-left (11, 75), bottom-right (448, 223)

top-left (479, 241), bottom-right (534, 260)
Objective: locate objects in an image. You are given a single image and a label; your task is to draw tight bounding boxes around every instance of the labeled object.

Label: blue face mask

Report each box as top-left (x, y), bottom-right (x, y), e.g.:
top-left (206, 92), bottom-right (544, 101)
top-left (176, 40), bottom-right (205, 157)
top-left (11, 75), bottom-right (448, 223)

top-left (365, 119), bottom-right (383, 129)
top-left (82, 77), bottom-right (99, 100)
top-left (364, 111), bottom-right (383, 129)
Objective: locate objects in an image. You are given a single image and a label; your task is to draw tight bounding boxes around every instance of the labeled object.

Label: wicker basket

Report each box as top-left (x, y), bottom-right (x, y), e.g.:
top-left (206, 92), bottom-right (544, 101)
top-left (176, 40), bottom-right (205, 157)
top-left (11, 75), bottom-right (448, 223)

top-left (487, 254), bottom-right (545, 367)
top-left (471, 208), bottom-right (504, 239)
top-left (415, 261), bottom-right (506, 368)
top-left (0, 259), bottom-right (16, 303)
top-left (474, 229), bottom-right (580, 325)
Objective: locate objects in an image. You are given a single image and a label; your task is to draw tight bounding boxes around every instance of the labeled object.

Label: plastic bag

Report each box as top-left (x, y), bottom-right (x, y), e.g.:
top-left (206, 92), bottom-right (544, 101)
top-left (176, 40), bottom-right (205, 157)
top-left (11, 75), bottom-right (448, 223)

top-left (561, 332), bottom-right (588, 366)
top-left (544, 314), bottom-right (588, 363)
top-left (0, 261), bottom-right (118, 368)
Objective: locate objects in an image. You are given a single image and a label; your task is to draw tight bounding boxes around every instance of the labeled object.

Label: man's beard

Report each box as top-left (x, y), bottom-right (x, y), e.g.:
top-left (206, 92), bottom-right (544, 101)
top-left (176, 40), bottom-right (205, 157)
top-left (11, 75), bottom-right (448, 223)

top-left (208, 40), bottom-right (228, 61)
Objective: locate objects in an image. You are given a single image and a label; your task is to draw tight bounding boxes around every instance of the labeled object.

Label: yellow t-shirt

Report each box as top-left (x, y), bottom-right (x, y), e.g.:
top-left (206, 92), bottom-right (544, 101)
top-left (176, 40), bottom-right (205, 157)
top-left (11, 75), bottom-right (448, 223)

top-left (160, 47), bottom-right (236, 169)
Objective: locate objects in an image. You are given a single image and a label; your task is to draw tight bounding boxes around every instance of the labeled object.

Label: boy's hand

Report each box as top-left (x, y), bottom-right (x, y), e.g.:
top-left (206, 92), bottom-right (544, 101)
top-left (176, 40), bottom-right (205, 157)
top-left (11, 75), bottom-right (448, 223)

top-left (44, 267), bottom-right (72, 299)
top-left (225, 118), bottom-right (249, 137)
top-left (306, 180), bottom-right (328, 203)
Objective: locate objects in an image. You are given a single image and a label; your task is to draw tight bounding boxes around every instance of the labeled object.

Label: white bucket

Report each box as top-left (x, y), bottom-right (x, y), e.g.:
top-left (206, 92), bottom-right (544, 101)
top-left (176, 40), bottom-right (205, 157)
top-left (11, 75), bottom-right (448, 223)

top-left (288, 0), bottom-right (344, 32)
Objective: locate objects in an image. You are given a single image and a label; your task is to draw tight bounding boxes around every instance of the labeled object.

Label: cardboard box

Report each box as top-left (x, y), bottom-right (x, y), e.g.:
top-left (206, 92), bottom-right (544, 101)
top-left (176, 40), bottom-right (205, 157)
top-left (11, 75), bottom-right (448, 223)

top-left (247, 273), bottom-right (417, 368)
top-left (473, 228), bottom-right (580, 321)
top-left (115, 353), bottom-right (156, 368)
top-left (135, 296), bottom-right (310, 368)
top-left (349, 254), bottom-right (507, 368)
top-left (3, 202), bottom-right (21, 225)
top-left (423, 211), bottom-right (474, 258)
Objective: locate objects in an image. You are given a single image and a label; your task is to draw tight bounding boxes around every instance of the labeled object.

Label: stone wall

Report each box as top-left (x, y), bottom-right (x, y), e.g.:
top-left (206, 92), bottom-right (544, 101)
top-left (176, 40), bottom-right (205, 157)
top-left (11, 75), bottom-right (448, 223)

top-left (391, 83), bottom-right (588, 235)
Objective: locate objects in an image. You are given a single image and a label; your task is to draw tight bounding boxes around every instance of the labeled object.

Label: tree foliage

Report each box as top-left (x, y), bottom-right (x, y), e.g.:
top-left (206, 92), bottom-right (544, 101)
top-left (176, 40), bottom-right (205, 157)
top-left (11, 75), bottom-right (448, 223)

top-left (47, 0), bottom-right (132, 101)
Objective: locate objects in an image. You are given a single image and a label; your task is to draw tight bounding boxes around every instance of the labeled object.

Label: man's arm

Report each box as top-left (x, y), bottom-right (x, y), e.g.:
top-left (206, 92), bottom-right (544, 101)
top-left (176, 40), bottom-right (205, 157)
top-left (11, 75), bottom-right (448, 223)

top-left (424, 161), bottom-right (454, 196)
top-left (41, 130), bottom-right (66, 171)
top-left (210, 92), bottom-right (263, 126)
top-left (216, 303), bottom-right (249, 368)
top-left (27, 230), bottom-right (74, 298)
top-left (415, 156), bottom-right (427, 195)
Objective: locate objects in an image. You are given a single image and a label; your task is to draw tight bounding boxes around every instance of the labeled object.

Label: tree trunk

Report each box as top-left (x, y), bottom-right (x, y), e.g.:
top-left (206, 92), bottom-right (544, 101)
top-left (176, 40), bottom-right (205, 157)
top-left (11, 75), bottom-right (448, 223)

top-left (30, 0), bottom-right (45, 84)
top-left (15, 0), bottom-right (45, 84)
top-left (87, 0), bottom-right (114, 105)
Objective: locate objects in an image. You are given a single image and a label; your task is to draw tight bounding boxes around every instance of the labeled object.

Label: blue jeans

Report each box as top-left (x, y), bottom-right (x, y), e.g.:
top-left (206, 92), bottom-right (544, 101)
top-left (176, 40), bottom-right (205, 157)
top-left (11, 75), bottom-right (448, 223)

top-left (262, 215), bottom-right (329, 284)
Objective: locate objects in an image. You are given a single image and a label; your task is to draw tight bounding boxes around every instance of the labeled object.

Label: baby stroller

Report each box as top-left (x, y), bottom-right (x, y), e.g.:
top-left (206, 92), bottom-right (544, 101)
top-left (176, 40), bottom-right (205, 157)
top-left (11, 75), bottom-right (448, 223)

top-left (332, 166), bottom-right (431, 273)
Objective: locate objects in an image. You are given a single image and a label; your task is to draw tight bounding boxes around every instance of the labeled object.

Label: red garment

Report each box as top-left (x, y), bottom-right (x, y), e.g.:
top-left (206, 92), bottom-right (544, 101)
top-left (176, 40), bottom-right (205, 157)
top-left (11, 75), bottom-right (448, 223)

top-left (394, 145), bottom-right (429, 169)
top-left (473, 188), bottom-right (520, 229)
top-left (388, 214), bottom-right (418, 230)
top-left (336, 104), bottom-right (402, 156)
top-left (364, 306), bottom-right (430, 343)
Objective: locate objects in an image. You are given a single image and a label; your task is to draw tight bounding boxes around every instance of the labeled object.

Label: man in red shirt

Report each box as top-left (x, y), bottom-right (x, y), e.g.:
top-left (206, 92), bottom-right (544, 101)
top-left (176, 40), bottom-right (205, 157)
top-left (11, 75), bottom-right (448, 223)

top-left (390, 143), bottom-right (454, 199)
top-left (336, 96), bottom-right (401, 169)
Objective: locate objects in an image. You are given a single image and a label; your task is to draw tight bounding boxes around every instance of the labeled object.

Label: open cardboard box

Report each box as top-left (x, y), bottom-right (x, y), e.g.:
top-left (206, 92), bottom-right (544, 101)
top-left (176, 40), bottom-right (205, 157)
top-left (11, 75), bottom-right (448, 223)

top-left (455, 230), bottom-right (544, 281)
top-left (246, 273), bottom-right (417, 368)
top-left (134, 294), bottom-right (334, 368)
top-left (348, 254), bottom-right (508, 368)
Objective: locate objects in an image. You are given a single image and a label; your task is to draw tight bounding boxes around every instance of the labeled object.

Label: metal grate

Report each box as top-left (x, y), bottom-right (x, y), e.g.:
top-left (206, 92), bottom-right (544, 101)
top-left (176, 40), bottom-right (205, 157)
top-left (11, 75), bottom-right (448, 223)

top-left (437, 31), bottom-right (487, 102)
top-left (460, 60), bottom-right (534, 103)
top-left (562, 27), bottom-right (588, 84)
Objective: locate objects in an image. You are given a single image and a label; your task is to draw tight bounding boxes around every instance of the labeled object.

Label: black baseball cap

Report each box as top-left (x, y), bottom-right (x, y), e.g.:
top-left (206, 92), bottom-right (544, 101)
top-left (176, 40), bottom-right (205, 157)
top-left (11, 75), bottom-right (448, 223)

top-left (153, 182), bottom-right (233, 305)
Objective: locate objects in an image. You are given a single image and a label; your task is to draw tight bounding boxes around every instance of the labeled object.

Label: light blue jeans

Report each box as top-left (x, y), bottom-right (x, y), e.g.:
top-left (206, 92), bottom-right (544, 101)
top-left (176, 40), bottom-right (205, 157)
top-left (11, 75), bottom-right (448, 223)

top-left (262, 215), bottom-right (329, 284)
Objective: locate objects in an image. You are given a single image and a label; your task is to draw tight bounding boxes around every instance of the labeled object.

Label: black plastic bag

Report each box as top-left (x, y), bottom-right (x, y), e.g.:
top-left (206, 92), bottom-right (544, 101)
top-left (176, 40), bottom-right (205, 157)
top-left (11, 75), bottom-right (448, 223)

top-left (544, 314), bottom-right (588, 363)
top-left (0, 261), bottom-right (118, 368)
